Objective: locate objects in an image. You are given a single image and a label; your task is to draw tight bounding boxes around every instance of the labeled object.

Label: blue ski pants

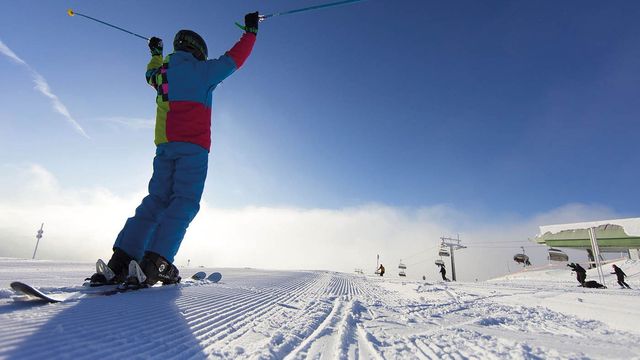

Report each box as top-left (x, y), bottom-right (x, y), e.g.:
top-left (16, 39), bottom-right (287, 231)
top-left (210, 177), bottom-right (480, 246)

top-left (114, 142), bottom-right (208, 263)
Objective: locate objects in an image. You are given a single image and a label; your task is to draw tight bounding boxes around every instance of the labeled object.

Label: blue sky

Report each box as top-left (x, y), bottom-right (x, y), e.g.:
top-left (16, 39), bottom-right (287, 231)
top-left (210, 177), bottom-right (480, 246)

top-left (0, 1), bottom-right (639, 274)
top-left (2, 0), bottom-right (640, 215)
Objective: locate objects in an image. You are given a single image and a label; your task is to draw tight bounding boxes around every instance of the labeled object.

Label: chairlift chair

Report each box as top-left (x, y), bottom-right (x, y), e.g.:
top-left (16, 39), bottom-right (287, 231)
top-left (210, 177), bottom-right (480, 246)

top-left (438, 245), bottom-right (450, 257)
top-left (435, 259), bottom-right (445, 266)
top-left (547, 248), bottom-right (569, 262)
top-left (513, 253), bottom-right (531, 266)
top-left (398, 261), bottom-right (407, 270)
top-left (398, 270), bottom-right (406, 277)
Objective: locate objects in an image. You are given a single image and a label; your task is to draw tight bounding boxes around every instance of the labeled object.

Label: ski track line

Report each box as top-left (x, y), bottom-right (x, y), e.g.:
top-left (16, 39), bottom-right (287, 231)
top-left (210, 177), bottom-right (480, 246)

top-left (204, 273), bottom-right (340, 356)
top-left (196, 279), bottom-right (317, 332)
top-left (179, 279), bottom-right (301, 322)
top-left (247, 295), bottom-right (333, 359)
top-left (356, 324), bottom-right (385, 360)
top-left (267, 275), bottom-right (382, 359)
top-left (370, 305), bottom-right (478, 359)
top-left (336, 300), bottom-right (363, 360)
top-left (187, 272), bottom-right (329, 358)
top-left (423, 338), bottom-right (466, 360)
top-left (142, 273), bottom-right (321, 358)
top-left (403, 338), bottom-right (433, 360)
top-left (324, 275), bottom-right (364, 296)
top-left (413, 332), bottom-right (498, 360)
top-left (133, 290), bottom-right (262, 358)
top-left (185, 272), bottom-right (319, 329)
top-left (223, 294), bottom-right (332, 358)
top-left (411, 337), bottom-right (438, 359)
top-left (282, 296), bottom-right (347, 360)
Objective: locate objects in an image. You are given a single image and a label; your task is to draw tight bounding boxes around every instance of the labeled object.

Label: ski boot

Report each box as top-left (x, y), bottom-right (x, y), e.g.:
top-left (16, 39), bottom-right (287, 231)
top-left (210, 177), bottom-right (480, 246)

top-left (125, 252), bottom-right (181, 287)
top-left (85, 248), bottom-right (133, 286)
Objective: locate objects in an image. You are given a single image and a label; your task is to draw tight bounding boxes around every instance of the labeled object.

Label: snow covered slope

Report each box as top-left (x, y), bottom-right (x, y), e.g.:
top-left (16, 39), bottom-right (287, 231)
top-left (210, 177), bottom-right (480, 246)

top-left (1, 258), bottom-right (639, 359)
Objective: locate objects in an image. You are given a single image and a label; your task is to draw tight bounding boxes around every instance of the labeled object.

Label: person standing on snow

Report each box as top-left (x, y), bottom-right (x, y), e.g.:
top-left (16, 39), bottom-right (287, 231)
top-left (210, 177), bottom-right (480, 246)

top-left (568, 263), bottom-right (587, 286)
top-left (438, 264), bottom-right (449, 281)
top-left (611, 264), bottom-right (631, 289)
top-left (574, 263), bottom-right (587, 285)
top-left (88, 12), bottom-right (260, 286)
top-left (377, 264), bottom-right (386, 277)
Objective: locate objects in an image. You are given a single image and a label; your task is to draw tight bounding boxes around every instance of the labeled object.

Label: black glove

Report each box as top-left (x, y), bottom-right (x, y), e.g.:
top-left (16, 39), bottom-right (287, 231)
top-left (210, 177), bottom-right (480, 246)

top-left (148, 37), bottom-right (163, 56)
top-left (244, 12), bottom-right (259, 34)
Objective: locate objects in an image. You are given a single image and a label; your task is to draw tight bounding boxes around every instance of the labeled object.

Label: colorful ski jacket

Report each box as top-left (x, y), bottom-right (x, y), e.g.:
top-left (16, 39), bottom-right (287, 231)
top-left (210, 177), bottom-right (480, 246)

top-left (145, 32), bottom-right (256, 151)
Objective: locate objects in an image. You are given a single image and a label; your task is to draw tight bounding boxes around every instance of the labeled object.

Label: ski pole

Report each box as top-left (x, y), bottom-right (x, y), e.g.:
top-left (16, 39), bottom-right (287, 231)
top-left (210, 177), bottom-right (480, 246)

top-left (67, 9), bottom-right (149, 41)
top-left (259, 0), bottom-right (370, 21)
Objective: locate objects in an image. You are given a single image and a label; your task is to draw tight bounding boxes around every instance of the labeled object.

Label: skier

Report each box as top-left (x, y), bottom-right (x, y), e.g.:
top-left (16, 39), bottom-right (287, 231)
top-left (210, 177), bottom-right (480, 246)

top-left (377, 264), bottom-right (385, 277)
top-left (438, 264), bottom-right (449, 282)
top-left (88, 12), bottom-right (260, 287)
top-left (611, 264), bottom-right (631, 289)
top-left (575, 263), bottom-right (587, 285)
top-left (567, 263), bottom-right (587, 286)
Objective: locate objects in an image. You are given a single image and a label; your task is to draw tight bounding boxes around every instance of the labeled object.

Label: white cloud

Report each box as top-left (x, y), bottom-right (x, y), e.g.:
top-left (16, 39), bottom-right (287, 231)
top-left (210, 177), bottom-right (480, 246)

top-left (0, 40), bottom-right (26, 65)
top-left (99, 116), bottom-right (155, 129)
top-left (0, 39), bottom-right (89, 138)
top-left (0, 164), bottom-right (621, 281)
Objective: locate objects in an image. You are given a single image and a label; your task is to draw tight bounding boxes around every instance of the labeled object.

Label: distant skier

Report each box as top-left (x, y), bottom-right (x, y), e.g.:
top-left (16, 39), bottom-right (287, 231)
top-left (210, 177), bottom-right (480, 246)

top-left (438, 264), bottom-right (450, 282)
top-left (567, 263), bottom-right (587, 286)
top-left (611, 264), bottom-right (631, 289)
top-left (377, 264), bottom-right (385, 277)
top-left (88, 12), bottom-right (260, 286)
top-left (575, 263), bottom-right (587, 285)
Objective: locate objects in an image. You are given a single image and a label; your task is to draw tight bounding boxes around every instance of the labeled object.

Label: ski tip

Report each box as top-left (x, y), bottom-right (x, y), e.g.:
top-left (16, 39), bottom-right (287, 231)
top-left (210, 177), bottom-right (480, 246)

top-left (10, 282), bottom-right (63, 303)
top-left (191, 271), bottom-right (207, 281)
top-left (207, 272), bottom-right (222, 283)
top-left (10, 281), bottom-right (27, 291)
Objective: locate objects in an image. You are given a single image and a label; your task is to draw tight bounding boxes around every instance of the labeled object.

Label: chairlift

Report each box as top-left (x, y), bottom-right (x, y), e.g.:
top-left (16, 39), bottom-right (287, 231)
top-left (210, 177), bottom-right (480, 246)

top-left (435, 259), bottom-right (445, 266)
top-left (513, 246), bottom-right (531, 266)
top-left (398, 270), bottom-right (407, 277)
top-left (438, 245), bottom-right (450, 257)
top-left (513, 253), bottom-right (531, 266)
top-left (398, 260), bottom-right (407, 270)
top-left (547, 248), bottom-right (569, 262)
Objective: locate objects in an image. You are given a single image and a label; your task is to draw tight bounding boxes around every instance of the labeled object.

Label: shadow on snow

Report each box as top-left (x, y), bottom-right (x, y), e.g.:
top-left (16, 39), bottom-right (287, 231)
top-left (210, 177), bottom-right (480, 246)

top-left (2, 286), bottom-right (207, 358)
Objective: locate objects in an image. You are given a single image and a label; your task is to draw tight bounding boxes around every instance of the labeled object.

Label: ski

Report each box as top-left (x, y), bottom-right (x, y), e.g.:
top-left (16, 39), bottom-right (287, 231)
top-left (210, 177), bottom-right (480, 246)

top-left (10, 271), bottom-right (222, 304)
top-left (10, 282), bottom-right (75, 303)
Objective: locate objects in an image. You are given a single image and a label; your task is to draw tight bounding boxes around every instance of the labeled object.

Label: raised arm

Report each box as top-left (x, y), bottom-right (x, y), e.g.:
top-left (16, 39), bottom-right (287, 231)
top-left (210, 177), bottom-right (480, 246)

top-left (207, 12), bottom-right (259, 85)
top-left (226, 32), bottom-right (257, 69)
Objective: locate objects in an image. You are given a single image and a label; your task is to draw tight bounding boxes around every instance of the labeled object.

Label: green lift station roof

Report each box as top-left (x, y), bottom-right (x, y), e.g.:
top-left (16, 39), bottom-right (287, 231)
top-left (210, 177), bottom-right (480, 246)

top-left (535, 218), bottom-right (640, 251)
